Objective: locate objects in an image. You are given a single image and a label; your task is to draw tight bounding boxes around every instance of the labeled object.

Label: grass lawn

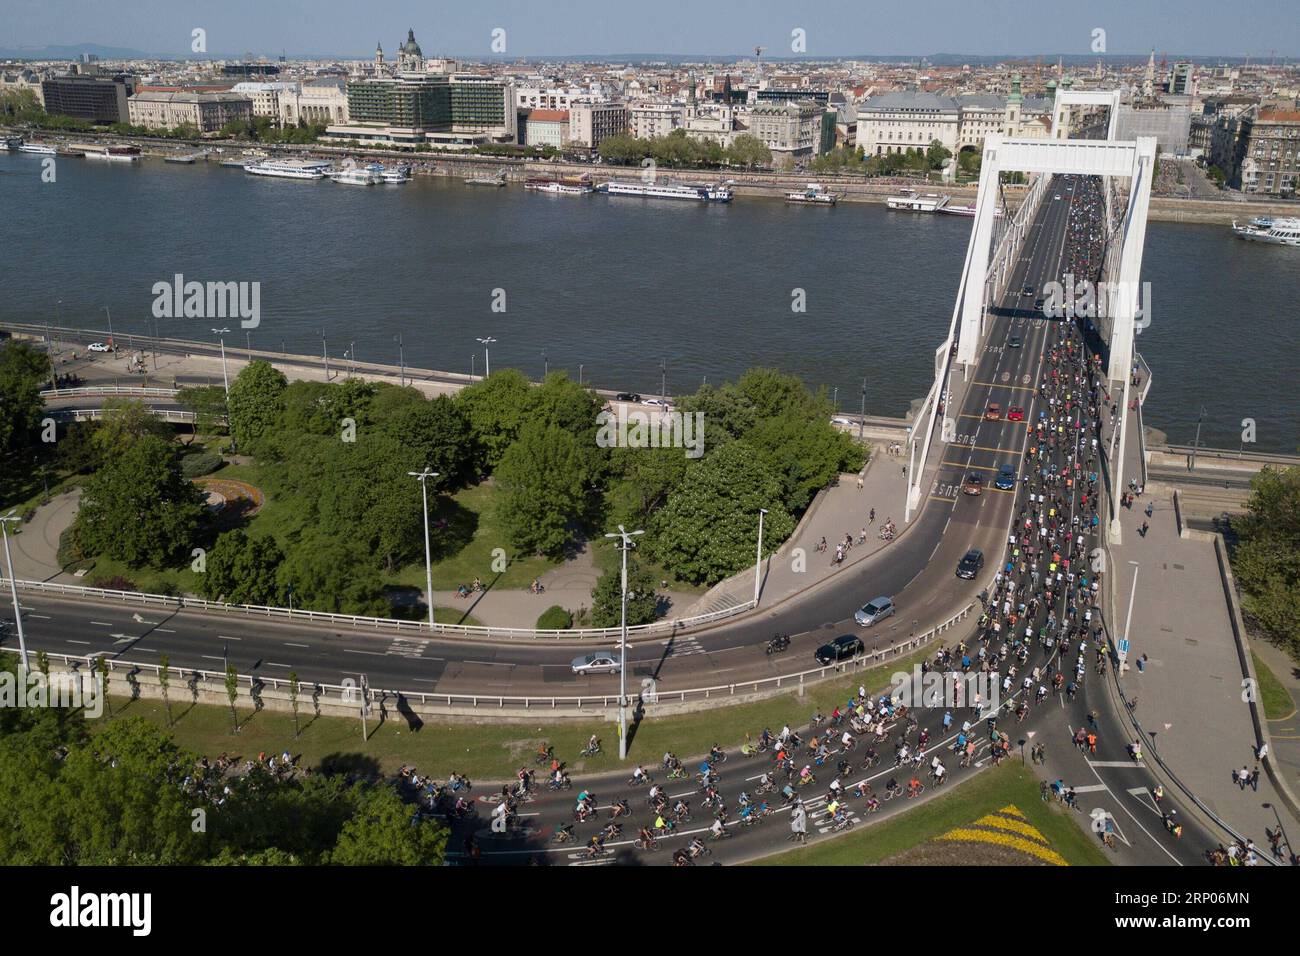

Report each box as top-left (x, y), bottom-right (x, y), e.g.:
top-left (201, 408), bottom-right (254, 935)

top-left (1252, 650), bottom-right (1296, 721)
top-left (98, 646), bottom-right (931, 782)
top-left (749, 761), bottom-right (1111, 867)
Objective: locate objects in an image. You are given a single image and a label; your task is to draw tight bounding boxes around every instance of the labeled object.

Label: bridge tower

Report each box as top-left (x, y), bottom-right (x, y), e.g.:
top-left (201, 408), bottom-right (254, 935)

top-left (905, 88), bottom-right (1155, 546)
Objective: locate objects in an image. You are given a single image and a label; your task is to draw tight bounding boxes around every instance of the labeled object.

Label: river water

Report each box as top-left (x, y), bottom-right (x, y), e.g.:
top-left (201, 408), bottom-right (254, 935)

top-left (2, 152), bottom-right (1295, 452)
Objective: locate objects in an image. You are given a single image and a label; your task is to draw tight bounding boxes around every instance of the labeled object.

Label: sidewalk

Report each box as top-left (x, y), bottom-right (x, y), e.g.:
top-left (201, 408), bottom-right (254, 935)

top-left (5, 490), bottom-right (78, 583)
top-left (1104, 394), bottom-right (1299, 841)
top-left (682, 444), bottom-right (911, 617)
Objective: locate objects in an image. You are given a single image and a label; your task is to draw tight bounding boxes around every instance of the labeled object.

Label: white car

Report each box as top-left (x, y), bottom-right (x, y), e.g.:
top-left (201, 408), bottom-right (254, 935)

top-left (1054, 194), bottom-right (1062, 200)
top-left (643, 398), bottom-right (670, 408)
top-left (571, 651), bottom-right (619, 675)
top-left (831, 417), bottom-right (853, 426)
top-left (87, 342), bottom-right (111, 353)
top-left (854, 596), bottom-right (896, 627)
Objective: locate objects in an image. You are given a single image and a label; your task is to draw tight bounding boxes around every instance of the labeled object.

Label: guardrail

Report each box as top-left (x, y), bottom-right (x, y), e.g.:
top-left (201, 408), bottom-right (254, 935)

top-left (40, 386), bottom-right (181, 398)
top-left (32, 600), bottom-right (976, 712)
top-left (49, 408), bottom-right (198, 424)
top-left (1, 575), bottom-right (757, 642)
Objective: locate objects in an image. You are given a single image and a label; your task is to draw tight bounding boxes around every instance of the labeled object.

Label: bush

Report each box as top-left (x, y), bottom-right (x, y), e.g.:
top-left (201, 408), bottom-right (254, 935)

top-left (536, 605), bottom-right (573, 630)
top-left (56, 525), bottom-right (86, 569)
top-left (180, 451), bottom-right (223, 479)
top-left (89, 575), bottom-right (137, 592)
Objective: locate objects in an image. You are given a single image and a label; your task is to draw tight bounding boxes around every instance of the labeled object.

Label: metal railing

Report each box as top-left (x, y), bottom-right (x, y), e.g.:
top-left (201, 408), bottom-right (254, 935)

top-left (41, 386), bottom-right (181, 398)
top-left (1, 576), bottom-right (757, 642)
top-left (36, 600), bottom-right (976, 711)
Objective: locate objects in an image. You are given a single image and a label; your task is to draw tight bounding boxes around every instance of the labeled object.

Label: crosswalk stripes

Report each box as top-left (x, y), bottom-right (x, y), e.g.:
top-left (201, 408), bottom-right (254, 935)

top-left (386, 636), bottom-right (429, 659)
top-left (664, 635), bottom-right (707, 658)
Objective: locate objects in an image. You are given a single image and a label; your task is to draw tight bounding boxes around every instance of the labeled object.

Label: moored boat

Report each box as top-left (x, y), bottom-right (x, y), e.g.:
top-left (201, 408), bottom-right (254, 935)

top-left (1231, 216), bottom-right (1300, 247)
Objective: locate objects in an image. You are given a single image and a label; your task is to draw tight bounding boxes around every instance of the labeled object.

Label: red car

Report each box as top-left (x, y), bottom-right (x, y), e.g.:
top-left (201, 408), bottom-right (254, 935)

top-left (1007, 406), bottom-right (1025, 422)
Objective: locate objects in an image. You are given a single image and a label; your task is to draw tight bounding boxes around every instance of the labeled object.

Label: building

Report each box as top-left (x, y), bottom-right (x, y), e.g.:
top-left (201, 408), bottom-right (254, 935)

top-left (221, 63), bottom-right (280, 78)
top-left (1238, 108), bottom-right (1300, 195)
top-left (856, 91), bottom-right (960, 156)
top-left (520, 108), bottom-right (568, 148)
top-left (127, 90), bottom-right (253, 133)
top-left (516, 86), bottom-right (589, 110)
top-left (1114, 96), bottom-right (1192, 155)
top-left (629, 102), bottom-right (682, 139)
top-left (229, 81), bottom-right (297, 122)
top-left (328, 68), bottom-right (515, 147)
top-left (0, 68), bottom-right (45, 108)
top-left (1169, 62), bottom-right (1194, 96)
top-left (755, 88), bottom-right (830, 107)
top-left (748, 99), bottom-right (823, 164)
top-left (279, 77), bottom-right (349, 127)
top-left (567, 101), bottom-right (628, 149)
top-left (41, 72), bottom-right (135, 124)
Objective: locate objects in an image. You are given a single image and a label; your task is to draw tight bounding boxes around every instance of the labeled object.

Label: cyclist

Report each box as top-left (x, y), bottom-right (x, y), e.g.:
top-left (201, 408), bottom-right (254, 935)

top-left (631, 765), bottom-right (648, 785)
top-left (908, 776), bottom-right (923, 797)
top-left (636, 826), bottom-right (655, 849)
top-left (710, 817), bottom-right (727, 840)
top-left (885, 776), bottom-right (901, 797)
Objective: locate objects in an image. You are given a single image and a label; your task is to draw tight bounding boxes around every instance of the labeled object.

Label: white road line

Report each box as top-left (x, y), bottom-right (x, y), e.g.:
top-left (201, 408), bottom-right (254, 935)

top-left (1087, 760), bottom-right (1146, 769)
top-left (217, 635), bottom-right (242, 641)
top-left (26, 614), bottom-right (51, 620)
top-left (1070, 784), bottom-right (1108, 793)
top-left (89, 621), bottom-right (113, 626)
top-left (284, 642), bottom-right (309, 648)
top-left (154, 628), bottom-right (175, 633)
top-left (66, 639), bottom-right (91, 645)
top-left (342, 649), bottom-right (385, 657)
top-left (200, 655), bottom-right (225, 662)
top-left (264, 662), bottom-right (292, 668)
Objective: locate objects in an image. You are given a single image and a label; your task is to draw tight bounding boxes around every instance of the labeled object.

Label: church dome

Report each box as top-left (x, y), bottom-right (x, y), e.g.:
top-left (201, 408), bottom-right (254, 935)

top-left (401, 28), bottom-right (423, 57)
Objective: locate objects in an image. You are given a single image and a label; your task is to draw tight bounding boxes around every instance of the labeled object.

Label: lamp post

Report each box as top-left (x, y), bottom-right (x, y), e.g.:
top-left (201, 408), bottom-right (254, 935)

top-left (660, 358), bottom-right (666, 400)
top-left (394, 333), bottom-right (405, 387)
top-left (408, 469), bottom-right (440, 630)
top-left (0, 511), bottom-right (30, 673)
top-left (103, 306), bottom-right (114, 341)
top-left (859, 376), bottom-right (867, 442)
top-left (579, 364), bottom-right (584, 386)
top-left (1118, 560), bottom-right (1139, 671)
top-left (245, 329), bottom-right (252, 356)
top-left (604, 524), bottom-right (643, 760)
top-left (476, 336), bottom-right (496, 377)
top-left (319, 329), bottom-right (330, 381)
top-left (753, 508), bottom-right (768, 606)
top-left (542, 350), bottom-right (548, 378)
top-left (1191, 404), bottom-right (1206, 471)
top-left (211, 327), bottom-right (231, 394)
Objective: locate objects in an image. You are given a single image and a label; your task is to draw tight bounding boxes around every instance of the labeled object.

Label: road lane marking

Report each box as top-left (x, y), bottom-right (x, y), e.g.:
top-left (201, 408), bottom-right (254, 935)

top-left (284, 642), bottom-right (309, 648)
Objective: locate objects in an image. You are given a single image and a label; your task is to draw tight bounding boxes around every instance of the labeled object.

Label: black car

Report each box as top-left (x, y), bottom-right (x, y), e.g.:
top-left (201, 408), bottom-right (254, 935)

top-left (815, 634), bottom-right (864, 665)
top-left (614, 392), bottom-right (641, 403)
top-left (956, 548), bottom-right (985, 580)
top-left (1008, 335), bottom-right (1022, 349)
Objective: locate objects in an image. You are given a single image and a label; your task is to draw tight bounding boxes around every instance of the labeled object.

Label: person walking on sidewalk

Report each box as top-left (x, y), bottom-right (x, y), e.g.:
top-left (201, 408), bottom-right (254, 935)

top-left (1236, 766), bottom-right (1250, 790)
top-left (857, 474), bottom-right (864, 491)
top-left (789, 801), bottom-right (808, 844)
top-left (1249, 765), bottom-right (1260, 792)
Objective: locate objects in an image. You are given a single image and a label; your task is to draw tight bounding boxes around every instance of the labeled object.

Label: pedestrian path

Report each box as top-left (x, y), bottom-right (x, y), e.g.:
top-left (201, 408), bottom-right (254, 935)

top-left (1104, 390), bottom-right (1299, 839)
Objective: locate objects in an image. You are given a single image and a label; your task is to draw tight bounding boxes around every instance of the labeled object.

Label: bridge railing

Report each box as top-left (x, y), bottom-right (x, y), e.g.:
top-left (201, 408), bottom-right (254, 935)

top-left (0, 576), bottom-right (756, 642)
top-left (32, 600), bottom-right (976, 712)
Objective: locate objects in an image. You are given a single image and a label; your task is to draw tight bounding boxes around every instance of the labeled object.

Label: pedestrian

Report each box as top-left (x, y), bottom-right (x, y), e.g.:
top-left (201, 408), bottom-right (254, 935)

top-left (1144, 501), bottom-right (1153, 519)
top-left (1237, 766), bottom-right (1249, 790)
top-left (1139, 520), bottom-right (1149, 538)
top-left (857, 474), bottom-right (864, 491)
top-left (1249, 766), bottom-right (1260, 792)
top-left (790, 801), bottom-right (807, 844)
top-left (1256, 742), bottom-right (1269, 761)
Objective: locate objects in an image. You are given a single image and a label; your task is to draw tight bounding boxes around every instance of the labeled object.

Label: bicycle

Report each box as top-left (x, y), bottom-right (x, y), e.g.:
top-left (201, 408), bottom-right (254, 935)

top-left (907, 783), bottom-right (926, 799)
top-left (635, 836), bottom-right (660, 851)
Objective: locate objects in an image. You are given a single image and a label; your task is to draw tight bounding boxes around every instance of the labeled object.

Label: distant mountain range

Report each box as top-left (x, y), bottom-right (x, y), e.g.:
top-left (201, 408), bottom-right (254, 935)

top-left (0, 43), bottom-right (1284, 65)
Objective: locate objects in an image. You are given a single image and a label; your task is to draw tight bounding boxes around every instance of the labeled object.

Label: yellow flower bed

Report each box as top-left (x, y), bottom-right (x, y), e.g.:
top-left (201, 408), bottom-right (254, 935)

top-left (939, 826), bottom-right (1068, 866)
top-left (971, 811), bottom-right (1053, 845)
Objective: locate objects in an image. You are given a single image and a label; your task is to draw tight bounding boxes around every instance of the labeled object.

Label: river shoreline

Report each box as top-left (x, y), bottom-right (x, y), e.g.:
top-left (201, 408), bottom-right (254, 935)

top-left (7, 125), bottom-right (1296, 224)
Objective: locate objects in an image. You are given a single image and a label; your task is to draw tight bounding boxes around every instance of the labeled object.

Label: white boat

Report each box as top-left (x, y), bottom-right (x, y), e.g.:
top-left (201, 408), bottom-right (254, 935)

top-left (886, 188), bottom-right (949, 212)
top-left (786, 183), bottom-right (838, 205)
top-left (329, 163), bottom-right (382, 185)
top-left (245, 159), bottom-right (331, 180)
top-left (85, 145), bottom-right (141, 163)
top-left (17, 142), bottom-right (57, 155)
top-left (379, 163), bottom-right (411, 184)
top-left (598, 179), bottom-right (733, 202)
top-left (524, 175), bottom-right (593, 195)
top-left (1231, 216), bottom-right (1300, 247)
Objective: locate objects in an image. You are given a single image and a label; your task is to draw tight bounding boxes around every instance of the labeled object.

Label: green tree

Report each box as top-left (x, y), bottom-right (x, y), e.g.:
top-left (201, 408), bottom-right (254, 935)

top-left (496, 421), bottom-right (593, 556)
top-left (457, 368), bottom-right (531, 473)
top-left (74, 435), bottom-right (207, 568)
top-left (200, 529), bottom-right (285, 605)
top-left (176, 385), bottom-right (229, 441)
top-left (0, 340), bottom-right (53, 454)
top-left (926, 138), bottom-right (952, 171)
top-left (276, 534), bottom-right (389, 615)
top-left (652, 441), bottom-right (795, 584)
top-left (590, 556), bottom-right (659, 627)
top-left (1232, 466), bottom-right (1300, 654)
top-left (328, 786), bottom-right (448, 865)
top-left (158, 652), bottom-right (172, 727)
top-left (380, 393), bottom-right (474, 489)
top-left (726, 134), bottom-right (773, 168)
top-left (225, 662), bottom-right (240, 734)
top-left (226, 360), bottom-right (287, 451)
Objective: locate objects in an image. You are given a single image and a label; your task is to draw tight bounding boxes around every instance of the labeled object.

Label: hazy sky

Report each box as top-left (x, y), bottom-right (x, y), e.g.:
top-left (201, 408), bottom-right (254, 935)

top-left (4, 0), bottom-right (1298, 58)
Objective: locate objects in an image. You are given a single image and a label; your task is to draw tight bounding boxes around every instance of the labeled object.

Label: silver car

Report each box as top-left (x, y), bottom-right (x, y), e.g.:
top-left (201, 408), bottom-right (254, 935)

top-left (571, 651), bottom-right (619, 675)
top-left (854, 597), bottom-right (895, 627)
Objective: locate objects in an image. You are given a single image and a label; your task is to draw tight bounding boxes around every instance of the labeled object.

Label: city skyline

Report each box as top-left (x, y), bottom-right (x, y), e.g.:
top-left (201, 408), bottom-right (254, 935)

top-left (4, 0), bottom-right (1300, 59)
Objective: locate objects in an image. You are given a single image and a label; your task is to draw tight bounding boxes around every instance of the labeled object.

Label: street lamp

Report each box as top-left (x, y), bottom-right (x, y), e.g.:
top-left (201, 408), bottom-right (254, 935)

top-left (1118, 560), bottom-right (1139, 672)
top-left (859, 376), bottom-right (867, 442)
top-left (579, 363), bottom-right (584, 386)
top-left (211, 327), bottom-right (231, 394)
top-left (0, 510), bottom-right (30, 673)
top-left (103, 306), bottom-right (113, 341)
top-left (1191, 404), bottom-right (1207, 471)
top-left (319, 329), bottom-right (330, 381)
top-left (245, 330), bottom-right (252, 356)
top-left (408, 469), bottom-right (440, 630)
top-left (660, 358), bottom-right (667, 400)
top-left (604, 524), bottom-right (644, 760)
top-left (542, 350), bottom-right (548, 378)
top-left (394, 333), bottom-right (405, 387)
top-left (476, 336), bottom-right (497, 377)
top-left (753, 508), bottom-right (768, 606)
